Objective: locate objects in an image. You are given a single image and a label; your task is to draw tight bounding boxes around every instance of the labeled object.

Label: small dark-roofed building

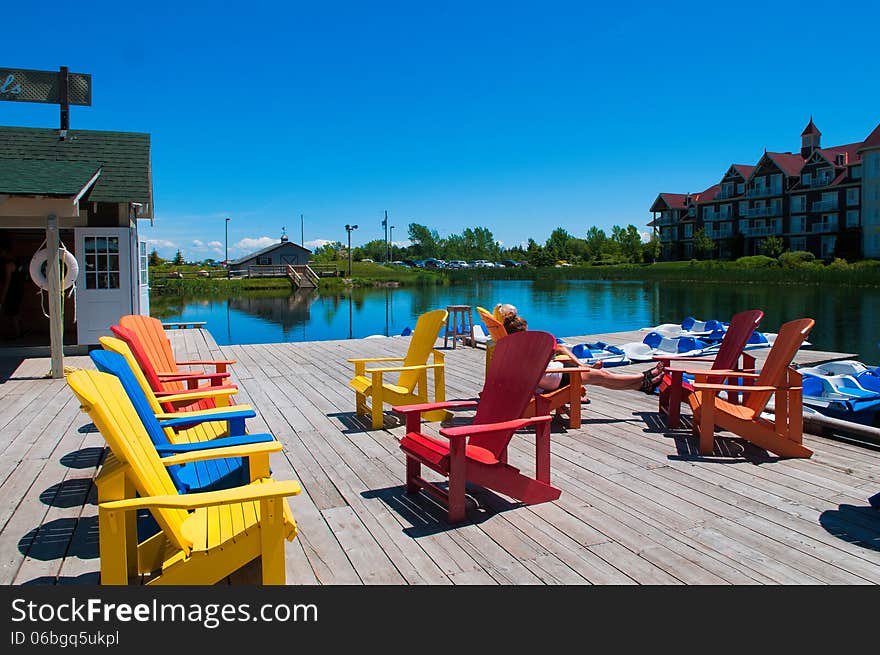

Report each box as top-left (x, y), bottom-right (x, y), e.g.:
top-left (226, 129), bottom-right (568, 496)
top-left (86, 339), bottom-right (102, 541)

top-left (0, 125), bottom-right (153, 348)
top-left (227, 232), bottom-right (311, 275)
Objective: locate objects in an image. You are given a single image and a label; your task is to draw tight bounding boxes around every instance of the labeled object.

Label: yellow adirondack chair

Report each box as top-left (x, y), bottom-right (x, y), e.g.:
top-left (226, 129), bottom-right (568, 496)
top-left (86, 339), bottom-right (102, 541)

top-left (99, 336), bottom-right (238, 444)
top-left (348, 308), bottom-right (449, 429)
top-left (67, 369), bottom-right (301, 585)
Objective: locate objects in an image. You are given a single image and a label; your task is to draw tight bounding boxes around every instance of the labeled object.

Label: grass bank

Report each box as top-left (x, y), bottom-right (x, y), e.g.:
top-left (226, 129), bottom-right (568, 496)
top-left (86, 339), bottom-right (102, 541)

top-left (445, 259), bottom-right (880, 287)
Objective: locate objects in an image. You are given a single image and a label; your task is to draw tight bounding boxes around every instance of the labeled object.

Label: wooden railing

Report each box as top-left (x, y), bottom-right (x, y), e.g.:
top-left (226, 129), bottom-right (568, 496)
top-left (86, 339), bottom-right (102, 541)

top-left (286, 264), bottom-right (320, 288)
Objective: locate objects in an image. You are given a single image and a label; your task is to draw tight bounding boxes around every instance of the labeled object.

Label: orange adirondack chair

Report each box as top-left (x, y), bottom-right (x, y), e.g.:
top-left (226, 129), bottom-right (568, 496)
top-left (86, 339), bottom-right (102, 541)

top-left (476, 306), bottom-right (508, 377)
top-left (523, 358), bottom-right (595, 429)
top-left (110, 324), bottom-right (237, 413)
top-left (396, 330), bottom-right (558, 523)
top-left (656, 309), bottom-right (764, 428)
top-left (118, 314), bottom-right (236, 377)
top-left (689, 317), bottom-right (814, 458)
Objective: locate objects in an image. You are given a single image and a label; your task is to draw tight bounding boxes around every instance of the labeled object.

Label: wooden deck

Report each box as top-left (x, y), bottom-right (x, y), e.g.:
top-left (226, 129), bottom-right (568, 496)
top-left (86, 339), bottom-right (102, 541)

top-left (1, 328), bottom-right (878, 585)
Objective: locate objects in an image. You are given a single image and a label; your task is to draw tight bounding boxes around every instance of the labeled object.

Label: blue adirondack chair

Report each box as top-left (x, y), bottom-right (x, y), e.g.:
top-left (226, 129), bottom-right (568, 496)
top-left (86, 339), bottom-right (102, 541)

top-left (90, 349), bottom-right (274, 493)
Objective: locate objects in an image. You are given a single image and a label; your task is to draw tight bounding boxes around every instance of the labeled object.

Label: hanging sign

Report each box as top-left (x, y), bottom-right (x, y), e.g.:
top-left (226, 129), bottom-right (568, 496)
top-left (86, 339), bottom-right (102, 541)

top-left (0, 67), bottom-right (91, 106)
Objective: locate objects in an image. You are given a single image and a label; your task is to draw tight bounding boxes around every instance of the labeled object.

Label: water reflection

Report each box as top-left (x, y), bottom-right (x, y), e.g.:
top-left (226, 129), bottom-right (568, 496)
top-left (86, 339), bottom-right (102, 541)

top-left (152, 280), bottom-right (880, 359)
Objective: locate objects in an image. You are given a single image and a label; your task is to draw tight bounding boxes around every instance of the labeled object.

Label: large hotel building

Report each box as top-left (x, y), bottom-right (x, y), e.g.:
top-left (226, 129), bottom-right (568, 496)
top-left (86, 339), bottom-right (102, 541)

top-left (649, 119), bottom-right (880, 261)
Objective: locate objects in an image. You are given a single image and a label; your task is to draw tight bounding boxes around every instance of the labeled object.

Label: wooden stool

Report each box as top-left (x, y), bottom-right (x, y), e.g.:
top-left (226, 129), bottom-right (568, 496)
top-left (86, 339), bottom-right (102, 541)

top-left (443, 305), bottom-right (474, 349)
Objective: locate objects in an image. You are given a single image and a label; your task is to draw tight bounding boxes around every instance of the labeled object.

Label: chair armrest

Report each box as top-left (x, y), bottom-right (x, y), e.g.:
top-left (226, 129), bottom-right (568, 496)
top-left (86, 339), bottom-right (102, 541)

top-left (175, 359), bottom-right (237, 366)
top-left (154, 404), bottom-right (254, 420)
top-left (157, 387), bottom-right (239, 404)
top-left (653, 354), bottom-right (717, 363)
top-left (693, 370), bottom-right (762, 380)
top-left (364, 363), bottom-right (444, 374)
top-left (440, 415), bottom-right (552, 439)
top-left (157, 371), bottom-right (230, 383)
top-left (159, 439), bottom-right (282, 465)
top-left (347, 357), bottom-right (406, 363)
top-left (99, 479), bottom-right (302, 512)
top-left (154, 433), bottom-right (275, 455)
top-left (392, 400), bottom-right (479, 415)
top-left (693, 383), bottom-right (793, 393)
top-left (157, 407), bottom-right (257, 429)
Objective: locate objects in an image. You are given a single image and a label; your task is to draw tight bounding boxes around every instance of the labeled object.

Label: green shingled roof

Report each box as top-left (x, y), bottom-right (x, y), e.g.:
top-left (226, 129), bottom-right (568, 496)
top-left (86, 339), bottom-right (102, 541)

top-left (0, 126), bottom-right (151, 204)
top-left (0, 158), bottom-right (102, 196)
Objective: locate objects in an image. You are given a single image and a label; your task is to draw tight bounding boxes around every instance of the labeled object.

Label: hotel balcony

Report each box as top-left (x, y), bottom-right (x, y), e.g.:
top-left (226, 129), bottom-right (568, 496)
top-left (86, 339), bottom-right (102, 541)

top-left (740, 221), bottom-right (782, 237)
top-left (705, 228), bottom-right (733, 239)
top-left (702, 211), bottom-right (732, 221)
top-left (809, 222), bottom-right (838, 234)
top-left (743, 206), bottom-right (781, 218)
top-left (746, 187), bottom-right (782, 198)
top-left (803, 177), bottom-right (833, 188)
top-left (811, 200), bottom-right (838, 212)
top-left (659, 231), bottom-right (678, 242)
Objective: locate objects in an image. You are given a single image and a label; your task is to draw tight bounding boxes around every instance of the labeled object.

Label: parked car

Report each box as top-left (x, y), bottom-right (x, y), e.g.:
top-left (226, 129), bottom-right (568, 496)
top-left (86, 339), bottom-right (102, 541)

top-left (447, 260), bottom-right (469, 269)
top-left (423, 258), bottom-right (445, 269)
top-left (471, 259), bottom-right (492, 268)
top-left (500, 259), bottom-right (520, 268)
top-left (360, 258), bottom-right (374, 263)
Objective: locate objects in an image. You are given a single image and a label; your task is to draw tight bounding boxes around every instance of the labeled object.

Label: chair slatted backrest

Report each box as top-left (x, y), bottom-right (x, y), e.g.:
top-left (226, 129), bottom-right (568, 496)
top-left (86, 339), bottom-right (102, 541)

top-left (745, 318), bottom-right (815, 414)
top-left (119, 315), bottom-right (179, 375)
top-left (67, 370), bottom-right (192, 552)
top-left (714, 309), bottom-right (765, 371)
top-left (99, 336), bottom-right (226, 441)
top-left (91, 348), bottom-right (235, 490)
top-left (398, 309), bottom-right (448, 391)
top-left (476, 306), bottom-right (508, 343)
top-left (110, 324), bottom-right (180, 392)
top-left (469, 330), bottom-right (556, 459)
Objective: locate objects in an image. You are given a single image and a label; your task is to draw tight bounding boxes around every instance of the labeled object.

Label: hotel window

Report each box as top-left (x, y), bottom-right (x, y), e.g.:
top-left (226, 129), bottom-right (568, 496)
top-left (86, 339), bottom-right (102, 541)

top-left (738, 201), bottom-right (748, 215)
top-left (256, 255), bottom-right (272, 265)
top-left (789, 237), bottom-right (806, 251)
top-left (736, 183), bottom-right (744, 194)
top-left (722, 182), bottom-right (733, 197)
top-left (83, 236), bottom-right (120, 290)
top-left (791, 195), bottom-right (805, 213)
top-left (801, 172), bottom-right (811, 186)
top-left (790, 216), bottom-right (805, 233)
top-left (821, 235), bottom-right (837, 258)
top-left (688, 206), bottom-right (695, 217)
top-left (683, 224), bottom-right (693, 238)
top-left (721, 204), bottom-right (731, 218)
top-left (847, 188), bottom-right (859, 206)
top-left (852, 165), bottom-right (861, 179)
top-left (770, 173), bottom-right (782, 194)
top-left (846, 210), bottom-right (860, 227)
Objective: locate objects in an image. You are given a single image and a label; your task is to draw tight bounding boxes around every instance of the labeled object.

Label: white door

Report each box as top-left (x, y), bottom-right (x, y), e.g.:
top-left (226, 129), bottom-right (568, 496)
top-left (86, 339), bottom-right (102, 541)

top-left (75, 228), bottom-right (133, 345)
top-left (138, 239), bottom-right (150, 316)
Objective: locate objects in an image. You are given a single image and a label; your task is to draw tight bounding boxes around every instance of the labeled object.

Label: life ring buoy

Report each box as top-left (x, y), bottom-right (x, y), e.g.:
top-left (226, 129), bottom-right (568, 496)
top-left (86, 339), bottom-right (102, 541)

top-left (29, 248), bottom-right (79, 291)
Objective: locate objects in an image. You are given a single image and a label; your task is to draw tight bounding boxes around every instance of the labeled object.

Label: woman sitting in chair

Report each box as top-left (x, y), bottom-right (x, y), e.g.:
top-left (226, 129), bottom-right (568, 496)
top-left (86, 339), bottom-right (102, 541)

top-left (503, 314), bottom-right (664, 394)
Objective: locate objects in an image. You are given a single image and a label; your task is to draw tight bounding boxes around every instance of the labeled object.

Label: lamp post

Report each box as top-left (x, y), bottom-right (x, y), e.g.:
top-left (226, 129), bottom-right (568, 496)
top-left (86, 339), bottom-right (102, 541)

top-left (345, 223), bottom-right (358, 277)
top-left (389, 225), bottom-right (395, 261)
top-left (225, 217), bottom-right (230, 278)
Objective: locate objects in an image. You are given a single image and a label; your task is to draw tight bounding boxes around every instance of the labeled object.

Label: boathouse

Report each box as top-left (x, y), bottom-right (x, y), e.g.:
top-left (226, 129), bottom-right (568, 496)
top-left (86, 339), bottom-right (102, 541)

top-left (0, 126), bottom-right (153, 350)
top-left (227, 231), bottom-right (311, 275)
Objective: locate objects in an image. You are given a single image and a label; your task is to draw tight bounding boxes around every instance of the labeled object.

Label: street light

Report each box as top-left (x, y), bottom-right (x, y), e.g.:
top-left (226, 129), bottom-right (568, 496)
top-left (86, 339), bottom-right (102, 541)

top-left (389, 225), bottom-right (395, 261)
top-left (225, 217), bottom-right (230, 278)
top-left (345, 224), bottom-right (358, 277)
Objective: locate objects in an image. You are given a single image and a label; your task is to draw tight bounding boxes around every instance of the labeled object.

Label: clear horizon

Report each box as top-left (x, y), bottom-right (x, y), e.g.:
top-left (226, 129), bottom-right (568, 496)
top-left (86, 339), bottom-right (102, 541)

top-left (2, 0), bottom-right (879, 260)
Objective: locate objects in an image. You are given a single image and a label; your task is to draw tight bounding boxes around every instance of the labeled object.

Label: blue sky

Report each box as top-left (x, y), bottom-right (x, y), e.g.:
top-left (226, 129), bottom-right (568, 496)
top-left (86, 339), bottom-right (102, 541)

top-left (3, 0), bottom-right (879, 260)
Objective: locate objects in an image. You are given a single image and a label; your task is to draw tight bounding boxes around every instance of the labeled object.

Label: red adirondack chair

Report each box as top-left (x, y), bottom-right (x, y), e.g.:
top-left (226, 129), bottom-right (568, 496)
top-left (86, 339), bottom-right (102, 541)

top-left (656, 309), bottom-right (764, 428)
top-left (396, 330), bottom-right (558, 523)
top-left (110, 325), bottom-right (237, 413)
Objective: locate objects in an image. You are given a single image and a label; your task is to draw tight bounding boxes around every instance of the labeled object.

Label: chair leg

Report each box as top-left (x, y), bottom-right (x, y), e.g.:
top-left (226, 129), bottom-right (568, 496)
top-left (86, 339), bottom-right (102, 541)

top-left (699, 395), bottom-right (715, 455)
top-left (447, 439), bottom-right (466, 523)
top-left (355, 391), bottom-right (368, 416)
top-left (259, 497), bottom-right (286, 585)
top-left (98, 508), bottom-right (130, 585)
top-left (405, 457), bottom-right (421, 494)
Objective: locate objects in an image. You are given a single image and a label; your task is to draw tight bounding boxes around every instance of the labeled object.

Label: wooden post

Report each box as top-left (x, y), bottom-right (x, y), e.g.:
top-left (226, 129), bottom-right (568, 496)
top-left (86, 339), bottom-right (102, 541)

top-left (46, 214), bottom-right (64, 378)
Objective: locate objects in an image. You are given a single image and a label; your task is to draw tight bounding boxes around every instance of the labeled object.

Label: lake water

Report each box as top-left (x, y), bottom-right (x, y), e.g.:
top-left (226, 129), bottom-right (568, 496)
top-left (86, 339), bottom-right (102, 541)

top-left (150, 279), bottom-right (880, 361)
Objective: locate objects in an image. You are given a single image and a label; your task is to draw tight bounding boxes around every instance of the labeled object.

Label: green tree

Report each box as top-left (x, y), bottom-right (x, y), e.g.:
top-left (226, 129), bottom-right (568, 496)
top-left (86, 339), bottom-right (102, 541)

top-left (148, 249), bottom-right (163, 266)
top-left (408, 223), bottom-right (441, 258)
top-left (692, 228), bottom-right (715, 260)
top-left (312, 242), bottom-right (342, 263)
top-left (612, 224), bottom-right (643, 263)
top-left (642, 233), bottom-right (661, 263)
top-left (545, 227), bottom-right (573, 262)
top-left (584, 226), bottom-right (608, 261)
top-left (758, 235), bottom-right (785, 259)
top-left (172, 249), bottom-right (184, 266)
